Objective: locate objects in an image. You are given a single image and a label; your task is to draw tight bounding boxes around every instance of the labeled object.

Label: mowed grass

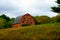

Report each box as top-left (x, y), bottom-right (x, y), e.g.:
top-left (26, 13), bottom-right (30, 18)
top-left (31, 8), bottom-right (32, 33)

top-left (0, 23), bottom-right (60, 40)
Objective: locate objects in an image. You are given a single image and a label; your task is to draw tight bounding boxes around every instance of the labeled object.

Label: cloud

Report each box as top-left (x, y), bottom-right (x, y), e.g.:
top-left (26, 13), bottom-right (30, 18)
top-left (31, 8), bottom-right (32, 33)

top-left (0, 0), bottom-right (57, 18)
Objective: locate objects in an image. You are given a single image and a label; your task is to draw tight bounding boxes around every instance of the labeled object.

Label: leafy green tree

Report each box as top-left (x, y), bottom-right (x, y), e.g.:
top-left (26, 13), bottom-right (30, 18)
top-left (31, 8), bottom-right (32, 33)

top-left (34, 16), bottom-right (51, 24)
top-left (0, 14), bottom-right (14, 28)
top-left (51, 0), bottom-right (60, 14)
top-left (0, 18), bottom-right (6, 28)
top-left (5, 21), bottom-right (12, 28)
top-left (33, 16), bottom-right (40, 24)
top-left (52, 15), bottom-right (60, 23)
top-left (5, 18), bottom-right (14, 28)
top-left (0, 14), bottom-right (10, 22)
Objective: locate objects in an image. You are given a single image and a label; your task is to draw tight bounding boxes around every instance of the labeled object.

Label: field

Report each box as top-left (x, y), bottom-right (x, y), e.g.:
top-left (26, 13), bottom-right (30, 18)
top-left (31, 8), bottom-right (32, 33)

top-left (0, 23), bottom-right (60, 40)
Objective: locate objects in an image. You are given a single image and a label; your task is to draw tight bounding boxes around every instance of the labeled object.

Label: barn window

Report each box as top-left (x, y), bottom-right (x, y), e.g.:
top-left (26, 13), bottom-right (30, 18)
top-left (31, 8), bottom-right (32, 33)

top-left (23, 21), bottom-right (24, 23)
top-left (30, 18), bottom-right (31, 20)
top-left (31, 22), bottom-right (32, 23)
top-left (24, 18), bottom-right (25, 19)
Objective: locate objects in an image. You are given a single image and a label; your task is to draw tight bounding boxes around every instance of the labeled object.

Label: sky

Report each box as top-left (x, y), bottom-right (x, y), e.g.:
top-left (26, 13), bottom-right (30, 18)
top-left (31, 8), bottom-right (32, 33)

top-left (0, 0), bottom-right (57, 18)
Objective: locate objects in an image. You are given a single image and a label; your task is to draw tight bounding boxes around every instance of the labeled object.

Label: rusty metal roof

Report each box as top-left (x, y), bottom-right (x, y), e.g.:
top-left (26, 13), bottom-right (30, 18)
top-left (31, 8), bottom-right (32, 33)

top-left (13, 16), bottom-right (23, 24)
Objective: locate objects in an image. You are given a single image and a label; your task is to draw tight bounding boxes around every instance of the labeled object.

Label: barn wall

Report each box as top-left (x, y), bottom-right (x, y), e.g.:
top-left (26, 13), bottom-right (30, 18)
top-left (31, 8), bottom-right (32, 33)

top-left (12, 24), bottom-right (21, 27)
top-left (20, 14), bottom-right (35, 26)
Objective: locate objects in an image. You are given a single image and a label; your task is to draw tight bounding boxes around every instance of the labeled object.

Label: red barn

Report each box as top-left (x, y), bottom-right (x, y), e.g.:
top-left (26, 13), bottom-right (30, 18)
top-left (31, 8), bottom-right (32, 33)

top-left (12, 13), bottom-right (35, 27)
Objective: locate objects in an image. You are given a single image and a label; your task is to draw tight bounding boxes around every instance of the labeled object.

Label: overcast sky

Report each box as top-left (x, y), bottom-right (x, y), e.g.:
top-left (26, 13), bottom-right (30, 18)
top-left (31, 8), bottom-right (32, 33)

top-left (0, 0), bottom-right (57, 18)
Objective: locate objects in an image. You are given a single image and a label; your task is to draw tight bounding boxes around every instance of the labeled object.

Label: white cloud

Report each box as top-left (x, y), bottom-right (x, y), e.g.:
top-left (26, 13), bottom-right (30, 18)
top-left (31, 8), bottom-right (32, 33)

top-left (0, 0), bottom-right (57, 18)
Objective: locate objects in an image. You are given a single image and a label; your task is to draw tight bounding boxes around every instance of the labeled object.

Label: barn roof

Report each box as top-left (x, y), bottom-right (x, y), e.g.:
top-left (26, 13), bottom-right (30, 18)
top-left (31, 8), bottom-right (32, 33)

top-left (13, 15), bottom-right (23, 24)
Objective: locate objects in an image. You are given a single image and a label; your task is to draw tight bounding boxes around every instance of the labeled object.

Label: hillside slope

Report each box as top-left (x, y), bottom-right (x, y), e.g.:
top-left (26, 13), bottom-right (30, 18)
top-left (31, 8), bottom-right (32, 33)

top-left (0, 23), bottom-right (60, 40)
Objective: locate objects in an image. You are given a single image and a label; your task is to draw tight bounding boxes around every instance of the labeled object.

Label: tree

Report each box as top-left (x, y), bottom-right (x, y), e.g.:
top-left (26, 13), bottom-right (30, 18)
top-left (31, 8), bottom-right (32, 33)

top-left (56, 0), bottom-right (60, 4)
top-left (34, 16), bottom-right (51, 24)
top-left (52, 15), bottom-right (60, 23)
top-left (0, 14), bottom-right (10, 22)
top-left (0, 14), bottom-right (14, 28)
top-left (51, 0), bottom-right (60, 14)
top-left (0, 18), bottom-right (6, 29)
top-left (5, 18), bottom-right (14, 28)
top-left (33, 16), bottom-right (41, 24)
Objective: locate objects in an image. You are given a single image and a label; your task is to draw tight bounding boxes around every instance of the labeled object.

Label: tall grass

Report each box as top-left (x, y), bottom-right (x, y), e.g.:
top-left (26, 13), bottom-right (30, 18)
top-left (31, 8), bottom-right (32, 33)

top-left (0, 23), bottom-right (60, 40)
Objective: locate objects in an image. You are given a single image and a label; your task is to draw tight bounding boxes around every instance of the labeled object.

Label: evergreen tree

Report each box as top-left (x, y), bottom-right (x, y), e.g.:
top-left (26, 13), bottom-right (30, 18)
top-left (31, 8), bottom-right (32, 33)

top-left (51, 0), bottom-right (60, 14)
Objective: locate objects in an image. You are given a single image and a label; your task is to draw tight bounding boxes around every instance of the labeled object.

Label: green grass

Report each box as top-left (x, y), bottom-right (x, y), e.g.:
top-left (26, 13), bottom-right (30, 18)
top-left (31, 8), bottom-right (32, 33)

top-left (0, 23), bottom-right (60, 40)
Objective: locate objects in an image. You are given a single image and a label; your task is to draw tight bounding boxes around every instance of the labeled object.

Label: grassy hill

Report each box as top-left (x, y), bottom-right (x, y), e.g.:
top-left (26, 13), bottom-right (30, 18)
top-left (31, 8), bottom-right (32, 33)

top-left (0, 23), bottom-right (60, 40)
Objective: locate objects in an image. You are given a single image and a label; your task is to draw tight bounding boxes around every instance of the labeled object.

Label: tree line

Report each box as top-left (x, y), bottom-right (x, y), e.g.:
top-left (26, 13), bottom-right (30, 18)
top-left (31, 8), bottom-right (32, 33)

top-left (0, 14), bottom-right (60, 29)
top-left (34, 15), bottom-right (60, 24)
